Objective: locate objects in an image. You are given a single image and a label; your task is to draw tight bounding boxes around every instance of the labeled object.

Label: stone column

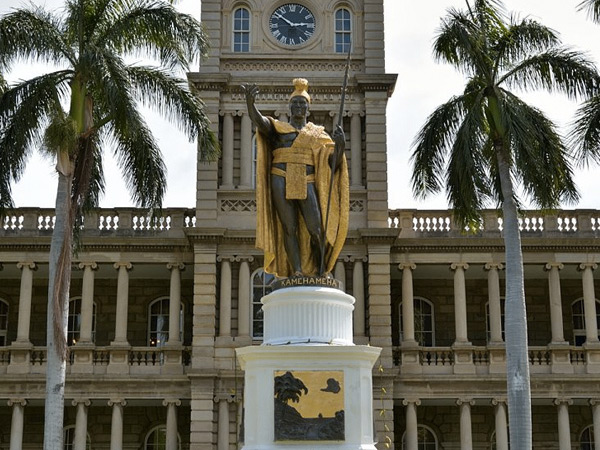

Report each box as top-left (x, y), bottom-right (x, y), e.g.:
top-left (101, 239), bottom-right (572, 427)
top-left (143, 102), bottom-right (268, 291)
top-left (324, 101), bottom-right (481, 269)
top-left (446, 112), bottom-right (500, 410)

top-left (218, 257), bottom-right (232, 338)
top-left (350, 112), bottom-right (363, 187)
top-left (16, 262), bottom-right (36, 343)
top-left (546, 263), bottom-right (566, 343)
top-left (579, 263), bottom-right (598, 343)
top-left (555, 399), bottom-right (573, 450)
top-left (8, 398), bottom-right (27, 450)
top-left (352, 258), bottom-right (366, 338)
top-left (457, 398), bottom-right (474, 450)
top-left (108, 398), bottom-right (127, 450)
top-left (72, 399), bottom-right (91, 450)
top-left (167, 263), bottom-right (184, 345)
top-left (485, 263), bottom-right (504, 343)
top-left (590, 399), bottom-right (600, 450)
top-left (238, 259), bottom-right (252, 339)
top-left (221, 112), bottom-right (234, 188)
top-left (451, 263), bottom-right (470, 344)
top-left (215, 395), bottom-right (232, 450)
top-left (399, 263), bottom-right (417, 344)
top-left (334, 260), bottom-right (346, 288)
top-left (79, 262), bottom-right (97, 343)
top-left (492, 399), bottom-right (509, 450)
top-left (163, 399), bottom-right (181, 450)
top-left (239, 113), bottom-right (253, 188)
top-left (402, 399), bottom-right (420, 450)
top-left (112, 263), bottom-right (132, 345)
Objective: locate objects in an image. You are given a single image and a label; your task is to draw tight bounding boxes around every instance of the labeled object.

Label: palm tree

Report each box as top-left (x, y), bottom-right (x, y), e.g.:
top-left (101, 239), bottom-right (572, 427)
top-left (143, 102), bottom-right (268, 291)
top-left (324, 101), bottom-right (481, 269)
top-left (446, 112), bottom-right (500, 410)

top-left (0, 1), bottom-right (217, 447)
top-left (573, 0), bottom-right (600, 160)
top-left (410, 1), bottom-right (599, 448)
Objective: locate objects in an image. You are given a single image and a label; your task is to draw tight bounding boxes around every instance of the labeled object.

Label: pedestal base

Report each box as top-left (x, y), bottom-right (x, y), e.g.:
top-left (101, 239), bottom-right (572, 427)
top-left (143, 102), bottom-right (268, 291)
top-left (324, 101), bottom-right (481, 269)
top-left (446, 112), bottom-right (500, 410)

top-left (236, 345), bottom-right (381, 450)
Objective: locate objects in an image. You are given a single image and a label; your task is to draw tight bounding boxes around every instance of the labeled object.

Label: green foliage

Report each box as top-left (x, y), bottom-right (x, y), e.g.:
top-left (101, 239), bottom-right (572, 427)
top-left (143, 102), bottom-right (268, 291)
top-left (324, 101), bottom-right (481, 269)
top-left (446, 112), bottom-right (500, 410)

top-left (578, 0), bottom-right (600, 24)
top-left (411, 0), bottom-right (599, 229)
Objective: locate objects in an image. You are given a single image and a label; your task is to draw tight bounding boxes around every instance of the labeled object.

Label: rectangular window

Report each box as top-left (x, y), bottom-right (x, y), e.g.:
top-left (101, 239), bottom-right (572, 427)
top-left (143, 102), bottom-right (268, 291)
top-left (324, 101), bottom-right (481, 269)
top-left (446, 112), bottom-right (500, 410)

top-left (234, 8), bottom-right (251, 52)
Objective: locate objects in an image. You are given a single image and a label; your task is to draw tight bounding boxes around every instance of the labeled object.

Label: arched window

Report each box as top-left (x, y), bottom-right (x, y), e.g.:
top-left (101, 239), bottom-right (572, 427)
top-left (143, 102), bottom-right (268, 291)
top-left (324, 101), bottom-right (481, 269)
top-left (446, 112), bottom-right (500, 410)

top-left (0, 299), bottom-right (8, 346)
top-left (233, 7), bottom-right (251, 52)
top-left (251, 268), bottom-right (276, 340)
top-left (572, 298), bottom-right (600, 346)
top-left (580, 425), bottom-right (595, 450)
top-left (334, 8), bottom-right (352, 53)
top-left (145, 425), bottom-right (181, 449)
top-left (67, 297), bottom-right (97, 346)
top-left (401, 425), bottom-right (438, 449)
top-left (399, 297), bottom-right (435, 346)
top-left (63, 425), bottom-right (91, 450)
top-left (485, 298), bottom-right (506, 342)
top-left (148, 297), bottom-right (184, 347)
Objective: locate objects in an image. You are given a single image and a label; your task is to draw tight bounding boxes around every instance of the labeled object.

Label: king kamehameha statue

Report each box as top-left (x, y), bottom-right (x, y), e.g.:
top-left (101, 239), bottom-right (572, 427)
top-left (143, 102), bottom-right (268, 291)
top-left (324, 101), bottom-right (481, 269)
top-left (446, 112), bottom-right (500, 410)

top-left (242, 78), bottom-right (349, 279)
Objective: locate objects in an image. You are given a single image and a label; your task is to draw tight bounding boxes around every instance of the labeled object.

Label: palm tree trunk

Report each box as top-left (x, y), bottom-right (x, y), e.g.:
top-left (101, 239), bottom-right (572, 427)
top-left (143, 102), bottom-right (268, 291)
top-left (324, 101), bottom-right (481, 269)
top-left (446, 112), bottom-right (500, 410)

top-left (496, 149), bottom-right (532, 449)
top-left (43, 170), bottom-right (73, 449)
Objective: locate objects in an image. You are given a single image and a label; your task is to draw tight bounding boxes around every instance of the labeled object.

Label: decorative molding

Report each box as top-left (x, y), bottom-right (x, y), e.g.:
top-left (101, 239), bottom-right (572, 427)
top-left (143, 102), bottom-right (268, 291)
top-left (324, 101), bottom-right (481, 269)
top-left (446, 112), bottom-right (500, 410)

top-left (222, 61), bottom-right (363, 74)
top-left (349, 200), bottom-right (364, 213)
top-left (220, 199), bottom-right (257, 212)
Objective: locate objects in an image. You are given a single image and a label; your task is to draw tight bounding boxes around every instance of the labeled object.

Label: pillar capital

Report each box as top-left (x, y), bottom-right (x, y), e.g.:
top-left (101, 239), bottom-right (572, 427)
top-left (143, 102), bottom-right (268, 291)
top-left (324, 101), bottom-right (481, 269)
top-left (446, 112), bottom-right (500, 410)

top-left (237, 255), bottom-right (255, 263)
top-left (108, 398), bottom-right (127, 407)
top-left (113, 262), bottom-right (132, 271)
top-left (217, 255), bottom-right (238, 263)
top-left (7, 398), bottom-right (27, 407)
top-left (214, 393), bottom-right (236, 403)
top-left (484, 262), bottom-right (504, 271)
top-left (398, 263), bottom-right (416, 271)
top-left (545, 262), bottom-right (564, 271)
top-left (491, 398), bottom-right (507, 406)
top-left (163, 398), bottom-right (182, 407)
top-left (78, 261), bottom-right (98, 271)
top-left (553, 398), bottom-right (573, 406)
top-left (402, 398), bottom-right (421, 406)
top-left (589, 399), bottom-right (600, 406)
top-left (167, 262), bottom-right (185, 271)
top-left (16, 262), bottom-right (36, 271)
top-left (451, 262), bottom-right (469, 271)
top-left (345, 255), bottom-right (367, 263)
top-left (456, 398), bottom-right (475, 406)
top-left (579, 263), bottom-right (598, 271)
top-left (72, 398), bottom-right (91, 407)
top-left (348, 110), bottom-right (365, 117)
top-left (219, 110), bottom-right (234, 117)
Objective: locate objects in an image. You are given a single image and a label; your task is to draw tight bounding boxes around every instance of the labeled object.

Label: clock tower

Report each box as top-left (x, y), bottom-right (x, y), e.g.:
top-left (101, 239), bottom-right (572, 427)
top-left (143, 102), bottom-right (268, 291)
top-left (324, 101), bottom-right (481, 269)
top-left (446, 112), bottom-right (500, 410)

top-left (188, 0), bottom-right (397, 448)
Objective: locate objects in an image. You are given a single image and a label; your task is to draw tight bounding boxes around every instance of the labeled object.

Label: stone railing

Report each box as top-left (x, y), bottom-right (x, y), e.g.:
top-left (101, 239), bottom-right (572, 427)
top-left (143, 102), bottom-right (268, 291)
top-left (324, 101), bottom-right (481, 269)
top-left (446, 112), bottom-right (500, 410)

top-left (393, 344), bottom-right (590, 376)
top-left (1, 208), bottom-right (197, 235)
top-left (1, 345), bottom-right (192, 376)
top-left (388, 209), bottom-right (600, 238)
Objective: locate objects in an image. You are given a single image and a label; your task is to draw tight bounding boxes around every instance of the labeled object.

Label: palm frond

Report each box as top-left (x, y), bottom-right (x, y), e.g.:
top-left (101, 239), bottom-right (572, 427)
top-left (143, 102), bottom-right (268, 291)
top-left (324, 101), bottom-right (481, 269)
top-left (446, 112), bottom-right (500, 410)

top-left (502, 91), bottom-right (579, 207)
top-left (577, 0), bottom-right (600, 23)
top-left (125, 66), bottom-right (218, 160)
top-left (500, 48), bottom-right (600, 100)
top-left (411, 95), bottom-right (470, 198)
top-left (570, 96), bottom-right (600, 165)
top-left (0, 7), bottom-right (75, 69)
top-left (0, 71), bottom-right (72, 198)
top-left (93, 0), bottom-right (208, 70)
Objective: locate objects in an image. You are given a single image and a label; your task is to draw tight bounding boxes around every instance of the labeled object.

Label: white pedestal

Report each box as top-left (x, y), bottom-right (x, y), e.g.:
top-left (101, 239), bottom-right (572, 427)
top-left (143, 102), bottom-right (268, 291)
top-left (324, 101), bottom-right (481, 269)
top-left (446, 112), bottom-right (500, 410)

top-left (262, 286), bottom-right (355, 346)
top-left (237, 345), bottom-right (381, 450)
top-left (236, 285), bottom-right (381, 450)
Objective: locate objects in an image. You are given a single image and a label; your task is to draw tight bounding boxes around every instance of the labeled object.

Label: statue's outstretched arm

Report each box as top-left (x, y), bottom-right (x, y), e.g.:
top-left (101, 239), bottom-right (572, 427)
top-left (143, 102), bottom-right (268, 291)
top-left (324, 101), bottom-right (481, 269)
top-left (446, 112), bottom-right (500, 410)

top-left (241, 84), bottom-right (273, 135)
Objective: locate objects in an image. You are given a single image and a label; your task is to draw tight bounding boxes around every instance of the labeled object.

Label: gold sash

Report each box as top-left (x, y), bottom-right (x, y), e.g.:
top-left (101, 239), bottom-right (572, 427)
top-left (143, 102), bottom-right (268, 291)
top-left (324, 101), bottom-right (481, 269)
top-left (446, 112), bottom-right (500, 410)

top-left (272, 147), bottom-right (315, 199)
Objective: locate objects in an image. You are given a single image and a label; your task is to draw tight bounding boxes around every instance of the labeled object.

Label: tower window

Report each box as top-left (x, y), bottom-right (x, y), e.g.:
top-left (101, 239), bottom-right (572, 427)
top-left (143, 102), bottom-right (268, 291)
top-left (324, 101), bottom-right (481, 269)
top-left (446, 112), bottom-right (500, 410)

top-left (233, 7), bottom-right (250, 52)
top-left (335, 8), bottom-right (352, 53)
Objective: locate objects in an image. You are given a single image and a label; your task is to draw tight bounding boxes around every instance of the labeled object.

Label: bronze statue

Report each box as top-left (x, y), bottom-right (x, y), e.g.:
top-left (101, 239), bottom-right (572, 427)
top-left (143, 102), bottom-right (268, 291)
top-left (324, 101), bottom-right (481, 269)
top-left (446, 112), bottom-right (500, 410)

top-left (242, 78), bottom-right (349, 278)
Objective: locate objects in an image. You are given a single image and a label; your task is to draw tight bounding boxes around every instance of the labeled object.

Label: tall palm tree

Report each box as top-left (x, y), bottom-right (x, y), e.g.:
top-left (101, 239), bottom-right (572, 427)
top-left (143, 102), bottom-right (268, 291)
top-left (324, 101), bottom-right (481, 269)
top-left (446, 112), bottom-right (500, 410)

top-left (573, 0), bottom-right (600, 160)
top-left (0, 0), bottom-right (217, 447)
top-left (410, 1), bottom-right (599, 448)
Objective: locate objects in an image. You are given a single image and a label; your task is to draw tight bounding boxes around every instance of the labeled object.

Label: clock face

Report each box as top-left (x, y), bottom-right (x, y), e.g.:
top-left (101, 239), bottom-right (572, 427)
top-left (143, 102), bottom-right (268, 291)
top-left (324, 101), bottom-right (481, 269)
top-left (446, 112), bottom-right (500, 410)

top-left (269, 3), bottom-right (316, 46)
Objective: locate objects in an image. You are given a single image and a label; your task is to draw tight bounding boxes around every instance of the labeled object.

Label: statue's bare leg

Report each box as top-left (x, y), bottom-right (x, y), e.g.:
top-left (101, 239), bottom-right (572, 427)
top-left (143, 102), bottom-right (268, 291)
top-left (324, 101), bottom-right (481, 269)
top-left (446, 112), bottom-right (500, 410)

top-left (299, 183), bottom-right (324, 274)
top-left (271, 174), bottom-right (303, 275)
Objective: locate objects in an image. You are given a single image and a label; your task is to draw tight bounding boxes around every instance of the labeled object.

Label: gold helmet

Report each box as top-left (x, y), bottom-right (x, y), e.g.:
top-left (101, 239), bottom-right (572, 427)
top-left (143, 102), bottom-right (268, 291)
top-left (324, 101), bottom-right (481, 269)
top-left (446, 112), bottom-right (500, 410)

top-left (289, 78), bottom-right (311, 103)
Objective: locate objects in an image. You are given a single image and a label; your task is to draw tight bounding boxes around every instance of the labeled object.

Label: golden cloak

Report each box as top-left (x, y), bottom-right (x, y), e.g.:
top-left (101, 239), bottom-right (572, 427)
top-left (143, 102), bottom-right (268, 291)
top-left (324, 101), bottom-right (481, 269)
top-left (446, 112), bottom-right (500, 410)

top-left (256, 118), bottom-right (349, 278)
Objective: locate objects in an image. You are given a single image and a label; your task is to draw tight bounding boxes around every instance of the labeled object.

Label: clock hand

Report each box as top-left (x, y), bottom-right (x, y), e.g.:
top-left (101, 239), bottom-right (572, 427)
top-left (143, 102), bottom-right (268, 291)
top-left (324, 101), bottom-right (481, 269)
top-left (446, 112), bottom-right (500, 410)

top-left (274, 13), bottom-right (295, 27)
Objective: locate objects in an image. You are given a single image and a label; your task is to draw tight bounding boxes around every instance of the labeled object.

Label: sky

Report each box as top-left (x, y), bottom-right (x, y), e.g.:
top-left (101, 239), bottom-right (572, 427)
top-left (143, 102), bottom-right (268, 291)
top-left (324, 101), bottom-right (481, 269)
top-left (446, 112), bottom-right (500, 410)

top-left (1, 0), bottom-right (600, 210)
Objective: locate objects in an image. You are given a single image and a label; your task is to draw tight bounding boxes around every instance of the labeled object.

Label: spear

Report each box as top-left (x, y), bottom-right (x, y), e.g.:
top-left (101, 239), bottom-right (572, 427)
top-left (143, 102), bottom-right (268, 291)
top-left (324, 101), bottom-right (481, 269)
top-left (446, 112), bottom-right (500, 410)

top-left (320, 44), bottom-right (351, 276)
